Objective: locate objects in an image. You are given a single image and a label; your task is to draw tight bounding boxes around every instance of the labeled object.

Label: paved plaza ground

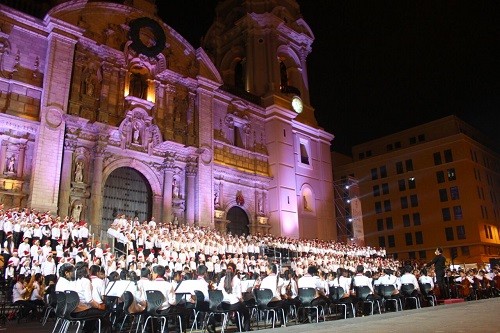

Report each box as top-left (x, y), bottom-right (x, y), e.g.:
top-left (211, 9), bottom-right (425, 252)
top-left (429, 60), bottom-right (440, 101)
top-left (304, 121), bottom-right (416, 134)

top-left (2, 297), bottom-right (498, 333)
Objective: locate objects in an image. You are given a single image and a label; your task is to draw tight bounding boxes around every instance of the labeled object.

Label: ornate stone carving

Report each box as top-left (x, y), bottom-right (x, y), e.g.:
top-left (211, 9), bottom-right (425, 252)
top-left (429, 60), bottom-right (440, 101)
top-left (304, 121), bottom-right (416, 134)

top-left (224, 115), bottom-right (234, 129)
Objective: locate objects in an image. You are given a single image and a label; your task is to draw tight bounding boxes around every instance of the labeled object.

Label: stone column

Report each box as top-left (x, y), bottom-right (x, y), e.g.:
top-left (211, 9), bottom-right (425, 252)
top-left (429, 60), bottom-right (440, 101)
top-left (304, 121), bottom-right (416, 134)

top-left (164, 84), bottom-right (176, 141)
top-left (153, 194), bottom-right (162, 221)
top-left (0, 141), bottom-right (7, 173)
top-left (58, 138), bottom-right (76, 217)
top-left (90, 143), bottom-right (105, 233)
top-left (16, 143), bottom-right (26, 178)
top-left (185, 164), bottom-right (197, 226)
top-left (162, 159), bottom-right (174, 223)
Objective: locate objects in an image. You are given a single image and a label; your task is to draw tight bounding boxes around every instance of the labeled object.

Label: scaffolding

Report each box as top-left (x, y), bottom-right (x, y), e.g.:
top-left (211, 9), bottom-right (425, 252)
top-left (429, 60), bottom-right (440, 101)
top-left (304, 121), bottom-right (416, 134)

top-left (333, 176), bottom-right (358, 244)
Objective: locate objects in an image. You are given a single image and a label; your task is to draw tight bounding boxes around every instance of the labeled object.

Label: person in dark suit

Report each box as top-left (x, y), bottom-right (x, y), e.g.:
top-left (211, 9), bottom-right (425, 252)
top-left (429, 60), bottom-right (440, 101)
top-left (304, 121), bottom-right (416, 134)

top-left (426, 248), bottom-right (448, 298)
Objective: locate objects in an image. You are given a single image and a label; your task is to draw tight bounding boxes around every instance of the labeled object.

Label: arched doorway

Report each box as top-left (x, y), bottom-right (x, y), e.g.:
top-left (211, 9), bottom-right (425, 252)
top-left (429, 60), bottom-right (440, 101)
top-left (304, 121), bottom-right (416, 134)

top-left (226, 206), bottom-right (249, 236)
top-left (102, 167), bottom-right (152, 230)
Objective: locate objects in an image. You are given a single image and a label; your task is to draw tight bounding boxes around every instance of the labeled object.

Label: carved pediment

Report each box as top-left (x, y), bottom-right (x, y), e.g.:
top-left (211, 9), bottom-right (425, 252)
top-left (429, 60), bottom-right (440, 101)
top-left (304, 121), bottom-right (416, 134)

top-left (115, 101), bottom-right (163, 151)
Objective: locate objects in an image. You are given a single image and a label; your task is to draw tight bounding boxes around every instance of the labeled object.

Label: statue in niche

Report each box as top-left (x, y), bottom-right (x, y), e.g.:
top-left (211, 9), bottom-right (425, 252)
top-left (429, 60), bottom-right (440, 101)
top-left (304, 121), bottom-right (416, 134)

top-left (6, 155), bottom-right (15, 173)
top-left (172, 178), bottom-right (180, 199)
top-left (74, 161), bottom-right (84, 183)
top-left (214, 186), bottom-right (220, 208)
top-left (84, 76), bottom-right (94, 96)
top-left (71, 203), bottom-right (82, 222)
top-left (258, 194), bottom-right (264, 215)
top-left (173, 214), bottom-right (179, 225)
top-left (303, 195), bottom-right (311, 212)
top-left (133, 123), bottom-right (141, 144)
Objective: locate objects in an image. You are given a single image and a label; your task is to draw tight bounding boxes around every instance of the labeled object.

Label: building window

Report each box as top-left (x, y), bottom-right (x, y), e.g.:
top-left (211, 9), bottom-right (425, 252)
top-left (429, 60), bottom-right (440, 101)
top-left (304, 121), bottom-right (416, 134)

top-left (453, 205), bottom-right (463, 220)
top-left (418, 134), bottom-right (426, 142)
top-left (359, 152), bottom-right (365, 160)
top-left (373, 185), bottom-right (380, 197)
top-left (395, 141), bottom-right (401, 148)
top-left (377, 219), bottom-right (384, 231)
top-left (413, 212), bottom-right (421, 226)
top-left (382, 183), bottom-right (389, 195)
top-left (380, 166), bottom-right (388, 178)
top-left (379, 236), bottom-right (386, 248)
top-left (299, 143), bottom-right (309, 165)
top-left (409, 137), bottom-right (416, 145)
top-left (371, 168), bottom-right (378, 180)
top-left (461, 246), bottom-right (470, 256)
top-left (450, 247), bottom-right (458, 260)
top-left (419, 250), bottom-right (427, 259)
top-left (484, 225), bottom-right (491, 239)
top-left (366, 150), bottom-right (372, 157)
top-left (433, 152), bottom-right (442, 165)
top-left (396, 162), bottom-right (404, 174)
top-left (388, 235), bottom-right (395, 248)
top-left (409, 251), bottom-right (416, 259)
top-left (447, 168), bottom-right (456, 181)
top-left (405, 159), bottom-right (414, 171)
top-left (436, 171), bottom-right (445, 183)
top-left (439, 189), bottom-right (448, 202)
top-left (401, 196), bottom-right (408, 209)
top-left (398, 179), bottom-right (406, 191)
top-left (386, 217), bottom-right (394, 230)
top-left (387, 144), bottom-right (393, 151)
top-left (444, 149), bottom-right (453, 163)
top-left (415, 231), bottom-right (424, 244)
top-left (384, 200), bottom-right (392, 212)
top-left (375, 201), bottom-right (382, 214)
top-left (450, 186), bottom-right (460, 200)
top-left (456, 225), bottom-right (466, 240)
top-left (408, 177), bottom-right (416, 189)
top-left (403, 214), bottom-right (411, 227)
top-left (445, 227), bottom-right (454, 241)
top-left (405, 233), bottom-right (413, 246)
top-left (410, 194), bottom-right (418, 207)
top-left (442, 208), bottom-right (451, 221)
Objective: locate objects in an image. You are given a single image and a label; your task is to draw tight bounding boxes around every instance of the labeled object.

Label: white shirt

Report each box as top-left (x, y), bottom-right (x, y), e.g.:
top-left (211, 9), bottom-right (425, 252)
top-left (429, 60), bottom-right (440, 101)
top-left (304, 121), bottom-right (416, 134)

top-left (260, 274), bottom-right (283, 299)
top-left (90, 276), bottom-right (105, 304)
top-left (142, 279), bottom-right (176, 310)
top-left (55, 277), bottom-right (75, 292)
top-left (41, 259), bottom-right (56, 276)
top-left (74, 278), bottom-right (93, 306)
top-left (218, 275), bottom-right (242, 304)
top-left (400, 273), bottom-right (420, 291)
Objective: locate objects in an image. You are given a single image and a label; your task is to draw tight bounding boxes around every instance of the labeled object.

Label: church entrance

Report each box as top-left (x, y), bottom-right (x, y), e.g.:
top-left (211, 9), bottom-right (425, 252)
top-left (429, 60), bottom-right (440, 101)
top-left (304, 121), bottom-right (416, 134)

top-left (102, 167), bottom-right (152, 230)
top-left (226, 206), bottom-right (249, 236)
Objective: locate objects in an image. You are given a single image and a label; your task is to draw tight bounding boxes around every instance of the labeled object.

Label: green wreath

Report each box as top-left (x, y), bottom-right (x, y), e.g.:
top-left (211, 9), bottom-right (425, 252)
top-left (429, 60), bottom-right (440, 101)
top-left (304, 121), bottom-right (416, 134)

top-left (129, 17), bottom-right (166, 57)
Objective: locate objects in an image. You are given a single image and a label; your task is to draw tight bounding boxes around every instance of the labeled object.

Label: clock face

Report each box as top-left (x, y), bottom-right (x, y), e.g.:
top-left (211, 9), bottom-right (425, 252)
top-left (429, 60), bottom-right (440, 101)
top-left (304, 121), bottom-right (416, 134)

top-left (292, 96), bottom-right (303, 113)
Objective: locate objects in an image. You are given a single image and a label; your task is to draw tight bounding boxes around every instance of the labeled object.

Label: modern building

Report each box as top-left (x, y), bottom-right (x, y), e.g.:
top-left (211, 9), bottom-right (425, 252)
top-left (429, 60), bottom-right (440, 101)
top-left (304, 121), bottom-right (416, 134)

top-left (333, 116), bottom-right (500, 264)
top-left (0, 0), bottom-right (335, 240)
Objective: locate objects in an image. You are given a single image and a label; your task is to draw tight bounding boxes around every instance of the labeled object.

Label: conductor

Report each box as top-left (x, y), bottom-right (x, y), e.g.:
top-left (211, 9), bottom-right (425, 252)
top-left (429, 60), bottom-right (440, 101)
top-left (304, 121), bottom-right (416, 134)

top-left (426, 247), bottom-right (447, 298)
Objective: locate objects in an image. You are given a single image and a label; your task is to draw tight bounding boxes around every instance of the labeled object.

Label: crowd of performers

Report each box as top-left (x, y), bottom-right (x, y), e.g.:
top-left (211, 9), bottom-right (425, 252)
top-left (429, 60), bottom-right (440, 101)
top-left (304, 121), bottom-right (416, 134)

top-left (1, 207), bottom-right (500, 332)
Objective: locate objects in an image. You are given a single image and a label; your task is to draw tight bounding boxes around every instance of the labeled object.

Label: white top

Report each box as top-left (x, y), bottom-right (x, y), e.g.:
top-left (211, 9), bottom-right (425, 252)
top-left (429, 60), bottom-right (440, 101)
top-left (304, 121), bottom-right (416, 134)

top-left (142, 279), bottom-right (176, 310)
top-left (55, 276), bottom-right (75, 292)
top-left (260, 274), bottom-right (284, 299)
top-left (400, 273), bottom-right (420, 291)
top-left (218, 275), bottom-right (242, 304)
top-left (74, 277), bottom-right (93, 306)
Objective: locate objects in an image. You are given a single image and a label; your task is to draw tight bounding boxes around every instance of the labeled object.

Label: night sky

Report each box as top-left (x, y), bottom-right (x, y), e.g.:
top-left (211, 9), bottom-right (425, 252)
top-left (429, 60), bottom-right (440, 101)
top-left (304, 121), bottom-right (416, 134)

top-left (159, 0), bottom-right (499, 155)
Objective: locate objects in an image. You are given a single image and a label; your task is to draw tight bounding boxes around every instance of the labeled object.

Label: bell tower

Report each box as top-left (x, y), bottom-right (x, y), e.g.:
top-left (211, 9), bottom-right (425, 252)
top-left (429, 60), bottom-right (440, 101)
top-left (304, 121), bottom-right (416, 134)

top-left (204, 1), bottom-right (335, 240)
top-left (203, 0), bottom-right (317, 125)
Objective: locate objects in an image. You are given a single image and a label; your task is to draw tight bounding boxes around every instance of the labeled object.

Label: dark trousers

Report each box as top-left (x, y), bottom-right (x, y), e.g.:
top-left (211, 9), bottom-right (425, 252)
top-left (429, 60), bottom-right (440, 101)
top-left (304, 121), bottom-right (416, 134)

top-left (221, 302), bottom-right (250, 331)
top-left (71, 308), bottom-right (111, 333)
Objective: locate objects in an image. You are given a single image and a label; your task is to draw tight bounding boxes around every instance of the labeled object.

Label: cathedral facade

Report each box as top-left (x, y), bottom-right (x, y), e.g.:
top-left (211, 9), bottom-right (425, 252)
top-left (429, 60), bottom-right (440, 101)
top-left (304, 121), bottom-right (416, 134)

top-left (0, 0), bottom-right (335, 240)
